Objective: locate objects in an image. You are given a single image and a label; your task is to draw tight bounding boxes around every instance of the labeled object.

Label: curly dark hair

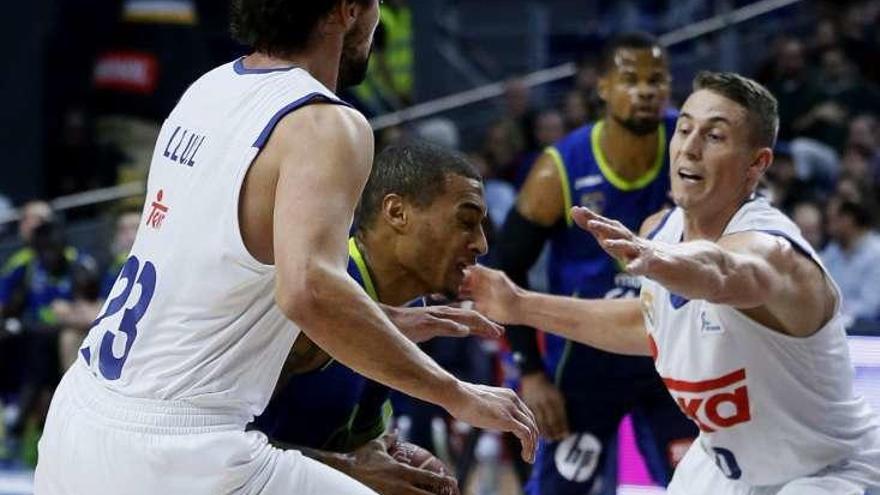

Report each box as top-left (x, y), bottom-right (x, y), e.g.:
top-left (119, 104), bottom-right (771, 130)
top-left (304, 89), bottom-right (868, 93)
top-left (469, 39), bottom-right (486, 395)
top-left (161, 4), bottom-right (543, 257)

top-left (231, 0), bottom-right (373, 56)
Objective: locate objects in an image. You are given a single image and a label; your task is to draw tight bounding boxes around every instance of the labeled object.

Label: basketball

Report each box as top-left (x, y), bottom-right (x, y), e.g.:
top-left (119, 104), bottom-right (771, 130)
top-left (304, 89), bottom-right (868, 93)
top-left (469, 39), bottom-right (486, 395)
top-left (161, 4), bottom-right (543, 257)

top-left (388, 439), bottom-right (452, 477)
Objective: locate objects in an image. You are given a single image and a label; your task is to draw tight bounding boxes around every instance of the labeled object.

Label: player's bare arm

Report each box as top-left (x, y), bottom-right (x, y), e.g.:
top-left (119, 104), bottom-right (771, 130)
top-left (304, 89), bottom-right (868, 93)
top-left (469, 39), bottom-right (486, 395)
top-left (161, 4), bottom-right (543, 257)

top-left (267, 103), bottom-right (537, 462)
top-left (575, 206), bottom-right (837, 337)
top-left (461, 266), bottom-right (650, 356)
top-left (516, 151), bottom-right (566, 226)
top-left (278, 304), bottom-right (503, 377)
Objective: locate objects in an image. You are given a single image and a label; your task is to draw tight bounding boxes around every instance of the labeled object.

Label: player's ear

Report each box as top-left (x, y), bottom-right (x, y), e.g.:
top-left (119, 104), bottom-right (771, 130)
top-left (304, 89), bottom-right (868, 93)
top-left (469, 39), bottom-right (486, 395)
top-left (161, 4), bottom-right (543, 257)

top-left (327, 0), bottom-right (359, 31)
top-left (747, 147), bottom-right (773, 186)
top-left (382, 194), bottom-right (409, 232)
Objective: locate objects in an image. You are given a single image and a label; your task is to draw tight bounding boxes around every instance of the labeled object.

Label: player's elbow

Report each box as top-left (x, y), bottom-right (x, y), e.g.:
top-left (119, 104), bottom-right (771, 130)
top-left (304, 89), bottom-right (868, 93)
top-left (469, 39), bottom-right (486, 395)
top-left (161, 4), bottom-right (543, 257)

top-left (275, 261), bottom-right (337, 326)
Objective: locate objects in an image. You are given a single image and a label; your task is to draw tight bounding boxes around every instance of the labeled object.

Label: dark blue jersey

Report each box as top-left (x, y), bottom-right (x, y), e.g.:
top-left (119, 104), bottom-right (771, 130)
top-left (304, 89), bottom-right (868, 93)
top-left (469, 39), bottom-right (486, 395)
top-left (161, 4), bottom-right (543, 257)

top-left (255, 238), bottom-right (423, 451)
top-left (542, 111), bottom-right (677, 374)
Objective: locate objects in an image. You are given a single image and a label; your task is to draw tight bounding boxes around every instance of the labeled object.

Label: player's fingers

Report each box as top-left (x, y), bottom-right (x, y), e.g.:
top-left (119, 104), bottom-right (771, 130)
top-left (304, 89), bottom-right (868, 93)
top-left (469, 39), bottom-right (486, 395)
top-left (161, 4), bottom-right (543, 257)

top-left (508, 414), bottom-right (537, 464)
top-left (398, 463), bottom-right (458, 495)
top-left (432, 306), bottom-right (504, 339)
top-left (570, 206), bottom-right (602, 228)
top-left (601, 238), bottom-right (640, 258)
top-left (512, 391), bottom-right (538, 432)
top-left (378, 430), bottom-right (400, 451)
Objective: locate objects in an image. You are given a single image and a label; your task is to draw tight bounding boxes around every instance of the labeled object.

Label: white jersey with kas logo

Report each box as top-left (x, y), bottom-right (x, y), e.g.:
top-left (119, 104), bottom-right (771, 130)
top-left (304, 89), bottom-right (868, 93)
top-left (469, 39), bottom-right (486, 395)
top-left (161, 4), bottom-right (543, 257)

top-left (640, 197), bottom-right (880, 486)
top-left (77, 58), bottom-right (350, 420)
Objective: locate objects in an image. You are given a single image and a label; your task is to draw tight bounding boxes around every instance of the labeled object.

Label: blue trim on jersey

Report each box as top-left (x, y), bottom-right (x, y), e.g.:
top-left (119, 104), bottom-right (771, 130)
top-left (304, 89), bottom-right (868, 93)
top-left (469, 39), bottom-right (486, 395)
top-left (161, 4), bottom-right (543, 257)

top-left (756, 229), bottom-right (814, 261)
top-left (669, 293), bottom-right (690, 309)
top-left (646, 209), bottom-right (674, 240)
top-left (233, 57), bottom-right (299, 75)
top-left (253, 93), bottom-right (352, 149)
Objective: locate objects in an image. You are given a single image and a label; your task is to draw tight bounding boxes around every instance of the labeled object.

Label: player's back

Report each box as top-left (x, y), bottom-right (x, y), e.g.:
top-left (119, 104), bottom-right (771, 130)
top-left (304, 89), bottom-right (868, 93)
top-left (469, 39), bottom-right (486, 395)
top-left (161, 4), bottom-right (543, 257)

top-left (77, 58), bottom-right (348, 419)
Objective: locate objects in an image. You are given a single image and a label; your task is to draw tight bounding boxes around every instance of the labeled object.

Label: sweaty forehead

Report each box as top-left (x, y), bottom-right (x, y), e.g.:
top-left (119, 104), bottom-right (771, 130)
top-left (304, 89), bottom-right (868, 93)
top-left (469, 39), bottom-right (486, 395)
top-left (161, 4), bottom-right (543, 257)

top-left (613, 47), bottom-right (667, 72)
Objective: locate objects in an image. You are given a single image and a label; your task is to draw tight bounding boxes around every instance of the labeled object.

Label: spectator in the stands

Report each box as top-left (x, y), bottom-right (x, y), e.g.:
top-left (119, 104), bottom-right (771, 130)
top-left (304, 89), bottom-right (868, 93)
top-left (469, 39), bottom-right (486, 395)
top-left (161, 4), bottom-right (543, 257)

top-left (763, 37), bottom-right (820, 141)
top-left (822, 195), bottom-right (880, 327)
top-left (792, 47), bottom-right (880, 152)
top-left (513, 109), bottom-right (566, 187)
top-left (1, 201), bottom-right (55, 291)
top-left (840, 114), bottom-right (880, 188)
top-left (100, 208), bottom-right (141, 298)
top-left (0, 221), bottom-right (96, 462)
top-left (792, 201), bottom-right (826, 250)
top-left (482, 119), bottom-right (525, 185)
top-left (562, 90), bottom-right (590, 131)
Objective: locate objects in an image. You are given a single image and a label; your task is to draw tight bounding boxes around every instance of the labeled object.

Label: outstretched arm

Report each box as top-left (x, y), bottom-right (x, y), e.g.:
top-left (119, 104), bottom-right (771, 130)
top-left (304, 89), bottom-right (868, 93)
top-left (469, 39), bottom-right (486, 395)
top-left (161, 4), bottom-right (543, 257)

top-left (573, 206), bottom-right (836, 337)
top-left (461, 266), bottom-right (650, 356)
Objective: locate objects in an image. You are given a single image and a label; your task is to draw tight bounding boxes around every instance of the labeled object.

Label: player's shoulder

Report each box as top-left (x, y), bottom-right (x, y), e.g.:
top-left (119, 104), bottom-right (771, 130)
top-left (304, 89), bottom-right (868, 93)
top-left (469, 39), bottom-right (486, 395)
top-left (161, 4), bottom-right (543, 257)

top-left (639, 208), bottom-right (674, 238)
top-left (273, 102), bottom-right (371, 153)
top-left (551, 121), bottom-right (595, 157)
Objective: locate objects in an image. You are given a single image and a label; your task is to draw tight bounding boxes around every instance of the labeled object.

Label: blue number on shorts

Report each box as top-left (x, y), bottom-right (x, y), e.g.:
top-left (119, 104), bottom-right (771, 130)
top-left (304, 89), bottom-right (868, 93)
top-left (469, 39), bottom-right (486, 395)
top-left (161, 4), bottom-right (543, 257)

top-left (91, 255), bottom-right (157, 380)
top-left (712, 447), bottom-right (742, 480)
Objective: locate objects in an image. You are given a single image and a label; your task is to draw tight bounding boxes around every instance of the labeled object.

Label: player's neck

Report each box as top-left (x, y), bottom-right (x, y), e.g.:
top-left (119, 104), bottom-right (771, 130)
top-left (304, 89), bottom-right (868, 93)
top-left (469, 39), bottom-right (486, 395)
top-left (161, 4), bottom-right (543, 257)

top-left (244, 48), bottom-right (342, 91)
top-left (356, 232), bottom-right (428, 306)
top-left (600, 117), bottom-right (660, 182)
top-left (681, 195), bottom-right (749, 242)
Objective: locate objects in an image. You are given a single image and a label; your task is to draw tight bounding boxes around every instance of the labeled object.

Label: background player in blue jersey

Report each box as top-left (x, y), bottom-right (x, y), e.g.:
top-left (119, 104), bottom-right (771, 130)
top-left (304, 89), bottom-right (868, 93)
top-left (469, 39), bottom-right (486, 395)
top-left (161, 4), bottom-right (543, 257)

top-left (496, 32), bottom-right (697, 494)
top-left (255, 140), bottom-right (502, 494)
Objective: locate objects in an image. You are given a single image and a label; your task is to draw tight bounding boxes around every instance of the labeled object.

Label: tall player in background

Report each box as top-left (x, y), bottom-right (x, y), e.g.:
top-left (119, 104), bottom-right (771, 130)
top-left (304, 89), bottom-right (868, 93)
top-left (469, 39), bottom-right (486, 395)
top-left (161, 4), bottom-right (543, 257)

top-left (464, 72), bottom-right (880, 494)
top-left (255, 140), bottom-right (497, 494)
top-left (496, 32), bottom-right (695, 494)
top-left (34, 1), bottom-right (537, 494)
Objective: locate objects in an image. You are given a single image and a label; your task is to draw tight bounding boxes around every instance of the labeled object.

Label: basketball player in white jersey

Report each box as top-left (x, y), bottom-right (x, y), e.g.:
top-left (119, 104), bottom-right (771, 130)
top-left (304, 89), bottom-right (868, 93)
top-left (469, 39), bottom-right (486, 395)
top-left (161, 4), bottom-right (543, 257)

top-left (34, 1), bottom-right (537, 493)
top-left (461, 72), bottom-right (880, 494)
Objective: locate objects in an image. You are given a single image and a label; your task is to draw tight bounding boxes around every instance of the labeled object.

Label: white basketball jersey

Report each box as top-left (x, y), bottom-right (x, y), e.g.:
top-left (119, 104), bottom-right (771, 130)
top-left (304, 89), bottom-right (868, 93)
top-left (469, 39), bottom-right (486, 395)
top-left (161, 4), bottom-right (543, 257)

top-left (640, 197), bottom-right (880, 486)
top-left (78, 58), bottom-right (349, 419)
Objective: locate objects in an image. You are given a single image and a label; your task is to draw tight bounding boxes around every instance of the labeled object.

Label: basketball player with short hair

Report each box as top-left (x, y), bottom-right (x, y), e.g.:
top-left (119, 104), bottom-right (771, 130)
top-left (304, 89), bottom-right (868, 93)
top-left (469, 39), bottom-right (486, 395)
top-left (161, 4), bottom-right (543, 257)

top-left (256, 140), bottom-right (496, 495)
top-left (463, 72), bottom-right (880, 494)
top-left (34, 1), bottom-right (536, 493)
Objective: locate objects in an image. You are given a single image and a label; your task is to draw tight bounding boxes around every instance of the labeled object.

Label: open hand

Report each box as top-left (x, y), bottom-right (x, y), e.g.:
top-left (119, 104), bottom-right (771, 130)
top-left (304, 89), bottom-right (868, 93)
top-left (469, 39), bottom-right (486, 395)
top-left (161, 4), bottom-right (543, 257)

top-left (445, 381), bottom-right (538, 463)
top-left (346, 432), bottom-right (460, 495)
top-left (386, 305), bottom-right (504, 343)
top-left (572, 206), bottom-right (658, 276)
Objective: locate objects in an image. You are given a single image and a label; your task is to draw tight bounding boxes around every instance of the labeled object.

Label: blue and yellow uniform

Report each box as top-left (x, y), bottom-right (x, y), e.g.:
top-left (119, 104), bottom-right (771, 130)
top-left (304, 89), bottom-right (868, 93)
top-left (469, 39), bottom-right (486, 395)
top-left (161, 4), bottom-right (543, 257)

top-left (254, 238), bottom-right (423, 451)
top-left (527, 111), bottom-right (697, 494)
top-left (0, 247), bottom-right (89, 326)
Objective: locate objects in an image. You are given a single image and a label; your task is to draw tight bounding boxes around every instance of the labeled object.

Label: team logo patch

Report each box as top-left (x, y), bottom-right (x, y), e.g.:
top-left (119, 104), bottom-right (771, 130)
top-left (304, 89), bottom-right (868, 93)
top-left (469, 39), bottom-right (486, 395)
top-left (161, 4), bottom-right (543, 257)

top-left (700, 311), bottom-right (723, 334)
top-left (146, 189), bottom-right (168, 230)
top-left (663, 369), bottom-right (752, 433)
top-left (553, 432), bottom-right (602, 482)
top-left (578, 191), bottom-right (606, 216)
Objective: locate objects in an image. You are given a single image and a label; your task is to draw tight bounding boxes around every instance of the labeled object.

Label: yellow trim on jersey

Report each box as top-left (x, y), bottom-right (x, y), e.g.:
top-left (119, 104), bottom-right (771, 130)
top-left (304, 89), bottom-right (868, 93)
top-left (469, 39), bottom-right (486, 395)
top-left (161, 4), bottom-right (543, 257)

top-left (591, 120), bottom-right (666, 192)
top-left (349, 237), bottom-right (378, 301)
top-left (545, 147), bottom-right (574, 227)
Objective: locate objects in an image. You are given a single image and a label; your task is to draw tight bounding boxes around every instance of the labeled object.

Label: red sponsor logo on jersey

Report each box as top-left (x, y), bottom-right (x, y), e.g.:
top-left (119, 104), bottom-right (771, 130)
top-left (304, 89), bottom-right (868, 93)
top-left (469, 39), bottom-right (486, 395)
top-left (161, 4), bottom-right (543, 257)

top-left (146, 190), bottom-right (168, 229)
top-left (93, 51), bottom-right (159, 94)
top-left (663, 368), bottom-right (751, 433)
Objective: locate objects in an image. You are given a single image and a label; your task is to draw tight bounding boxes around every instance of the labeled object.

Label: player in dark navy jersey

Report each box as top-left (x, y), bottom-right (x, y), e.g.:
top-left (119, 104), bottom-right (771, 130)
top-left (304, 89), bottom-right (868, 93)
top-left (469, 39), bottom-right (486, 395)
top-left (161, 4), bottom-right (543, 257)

top-left (496, 32), bottom-right (697, 494)
top-left (255, 140), bottom-right (502, 494)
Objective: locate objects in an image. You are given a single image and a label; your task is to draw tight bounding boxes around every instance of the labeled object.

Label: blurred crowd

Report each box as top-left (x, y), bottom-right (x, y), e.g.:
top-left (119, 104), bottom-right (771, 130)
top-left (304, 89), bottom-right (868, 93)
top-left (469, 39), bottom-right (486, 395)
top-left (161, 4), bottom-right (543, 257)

top-left (1, 0), bottom-right (880, 491)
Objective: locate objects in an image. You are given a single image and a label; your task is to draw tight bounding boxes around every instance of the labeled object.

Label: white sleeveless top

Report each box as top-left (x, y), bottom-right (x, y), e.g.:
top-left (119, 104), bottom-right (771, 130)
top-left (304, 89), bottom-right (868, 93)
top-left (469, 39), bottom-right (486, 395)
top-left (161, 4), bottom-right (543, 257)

top-left (78, 58), bottom-right (349, 420)
top-left (640, 197), bottom-right (880, 485)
